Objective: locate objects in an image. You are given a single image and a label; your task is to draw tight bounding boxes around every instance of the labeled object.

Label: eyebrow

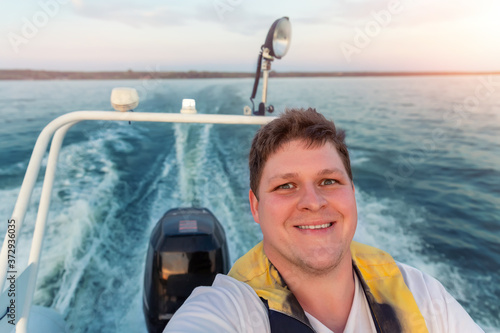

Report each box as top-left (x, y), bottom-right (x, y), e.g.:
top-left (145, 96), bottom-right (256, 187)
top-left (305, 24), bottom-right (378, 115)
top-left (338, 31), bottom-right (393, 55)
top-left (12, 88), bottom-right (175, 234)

top-left (268, 172), bottom-right (299, 182)
top-left (318, 168), bottom-right (345, 177)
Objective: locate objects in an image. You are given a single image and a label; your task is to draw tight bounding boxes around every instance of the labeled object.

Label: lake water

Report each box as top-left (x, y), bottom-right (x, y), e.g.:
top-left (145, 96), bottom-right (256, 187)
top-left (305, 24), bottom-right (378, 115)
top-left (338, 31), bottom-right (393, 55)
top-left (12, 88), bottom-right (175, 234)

top-left (0, 76), bottom-right (499, 332)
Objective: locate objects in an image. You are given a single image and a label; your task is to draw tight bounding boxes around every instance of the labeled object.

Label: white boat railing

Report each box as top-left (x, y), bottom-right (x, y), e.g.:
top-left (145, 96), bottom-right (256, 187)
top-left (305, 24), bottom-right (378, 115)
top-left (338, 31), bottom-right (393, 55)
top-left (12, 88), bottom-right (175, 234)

top-left (0, 110), bottom-right (275, 332)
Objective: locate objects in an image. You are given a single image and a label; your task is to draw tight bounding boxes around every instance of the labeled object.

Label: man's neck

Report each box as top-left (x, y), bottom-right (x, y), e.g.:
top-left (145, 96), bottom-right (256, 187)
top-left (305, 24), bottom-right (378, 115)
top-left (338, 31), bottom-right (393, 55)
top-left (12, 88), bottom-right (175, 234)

top-left (276, 257), bottom-right (355, 333)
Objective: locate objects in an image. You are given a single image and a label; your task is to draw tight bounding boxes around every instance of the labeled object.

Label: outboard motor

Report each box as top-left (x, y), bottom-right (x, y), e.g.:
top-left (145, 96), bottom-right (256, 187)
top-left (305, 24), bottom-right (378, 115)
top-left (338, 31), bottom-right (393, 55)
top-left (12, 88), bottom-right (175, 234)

top-left (143, 208), bottom-right (230, 333)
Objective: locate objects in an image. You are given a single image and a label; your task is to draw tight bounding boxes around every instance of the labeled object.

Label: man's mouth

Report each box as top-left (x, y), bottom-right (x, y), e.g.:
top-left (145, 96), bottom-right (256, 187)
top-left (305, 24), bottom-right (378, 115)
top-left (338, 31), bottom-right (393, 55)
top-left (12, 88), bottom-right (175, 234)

top-left (296, 222), bottom-right (333, 230)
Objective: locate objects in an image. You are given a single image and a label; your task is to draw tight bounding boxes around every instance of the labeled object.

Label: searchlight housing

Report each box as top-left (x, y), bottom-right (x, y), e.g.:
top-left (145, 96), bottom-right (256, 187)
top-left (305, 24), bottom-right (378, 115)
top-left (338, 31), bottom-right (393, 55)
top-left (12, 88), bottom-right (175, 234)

top-left (246, 17), bottom-right (291, 116)
top-left (263, 17), bottom-right (292, 59)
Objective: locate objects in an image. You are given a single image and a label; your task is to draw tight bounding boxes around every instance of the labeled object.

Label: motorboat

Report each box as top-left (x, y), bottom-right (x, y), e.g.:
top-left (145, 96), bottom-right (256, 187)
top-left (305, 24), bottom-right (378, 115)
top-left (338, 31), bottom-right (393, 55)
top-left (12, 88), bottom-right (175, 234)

top-left (0, 17), bottom-right (291, 333)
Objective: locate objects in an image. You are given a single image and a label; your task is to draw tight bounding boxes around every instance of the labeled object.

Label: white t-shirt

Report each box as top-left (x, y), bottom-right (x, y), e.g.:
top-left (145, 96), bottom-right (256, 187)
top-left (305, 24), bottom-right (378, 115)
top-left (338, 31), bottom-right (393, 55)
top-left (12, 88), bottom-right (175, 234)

top-left (304, 270), bottom-right (375, 333)
top-left (164, 262), bottom-right (484, 333)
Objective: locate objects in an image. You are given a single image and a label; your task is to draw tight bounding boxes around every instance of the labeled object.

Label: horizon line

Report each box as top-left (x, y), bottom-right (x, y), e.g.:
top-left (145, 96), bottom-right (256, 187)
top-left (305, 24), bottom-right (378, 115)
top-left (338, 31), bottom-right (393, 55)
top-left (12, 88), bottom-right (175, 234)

top-left (1, 69), bottom-right (500, 80)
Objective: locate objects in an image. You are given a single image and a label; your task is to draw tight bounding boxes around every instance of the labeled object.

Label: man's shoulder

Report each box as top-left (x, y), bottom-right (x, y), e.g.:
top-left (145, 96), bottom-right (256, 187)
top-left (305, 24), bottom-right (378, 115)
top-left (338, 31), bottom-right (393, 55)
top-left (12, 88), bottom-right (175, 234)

top-left (191, 274), bottom-right (264, 304)
top-left (395, 261), bottom-right (452, 300)
top-left (396, 262), bottom-right (436, 285)
top-left (164, 274), bottom-right (270, 332)
top-left (211, 274), bottom-right (261, 294)
top-left (352, 244), bottom-right (484, 332)
top-left (395, 261), bottom-right (484, 333)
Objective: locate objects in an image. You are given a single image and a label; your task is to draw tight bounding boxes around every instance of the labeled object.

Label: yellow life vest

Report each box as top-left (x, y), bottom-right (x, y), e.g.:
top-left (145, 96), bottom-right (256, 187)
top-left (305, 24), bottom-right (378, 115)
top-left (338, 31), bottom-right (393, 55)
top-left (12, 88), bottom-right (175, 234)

top-left (228, 241), bottom-right (428, 332)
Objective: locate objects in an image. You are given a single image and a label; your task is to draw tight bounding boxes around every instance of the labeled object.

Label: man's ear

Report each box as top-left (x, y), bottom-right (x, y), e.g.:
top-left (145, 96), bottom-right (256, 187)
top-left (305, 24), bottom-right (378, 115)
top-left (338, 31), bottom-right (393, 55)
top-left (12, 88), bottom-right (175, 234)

top-left (249, 189), bottom-right (260, 224)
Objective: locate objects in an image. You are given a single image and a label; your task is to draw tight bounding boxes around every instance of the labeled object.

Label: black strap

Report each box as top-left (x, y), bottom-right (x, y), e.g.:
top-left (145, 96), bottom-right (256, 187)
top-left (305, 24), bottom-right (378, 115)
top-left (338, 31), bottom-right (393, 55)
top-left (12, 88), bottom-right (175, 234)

top-left (260, 298), bottom-right (316, 333)
top-left (260, 267), bottom-right (404, 333)
top-left (353, 263), bottom-right (402, 333)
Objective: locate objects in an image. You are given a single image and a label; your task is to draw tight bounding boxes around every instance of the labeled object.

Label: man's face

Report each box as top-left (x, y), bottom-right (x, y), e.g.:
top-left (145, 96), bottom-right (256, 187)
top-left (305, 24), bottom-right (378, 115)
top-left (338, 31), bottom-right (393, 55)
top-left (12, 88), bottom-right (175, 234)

top-left (249, 139), bottom-right (357, 276)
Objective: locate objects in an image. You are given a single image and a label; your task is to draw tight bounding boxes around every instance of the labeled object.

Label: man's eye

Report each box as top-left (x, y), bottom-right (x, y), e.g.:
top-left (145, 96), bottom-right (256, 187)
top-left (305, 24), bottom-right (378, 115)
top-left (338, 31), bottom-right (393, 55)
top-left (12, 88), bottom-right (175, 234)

top-left (277, 183), bottom-right (294, 190)
top-left (321, 179), bottom-right (337, 186)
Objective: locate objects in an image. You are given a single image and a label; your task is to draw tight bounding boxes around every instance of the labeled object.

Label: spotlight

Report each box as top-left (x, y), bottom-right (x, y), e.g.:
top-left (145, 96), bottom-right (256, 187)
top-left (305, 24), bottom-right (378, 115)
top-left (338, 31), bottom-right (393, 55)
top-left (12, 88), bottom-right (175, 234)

top-left (246, 17), bottom-right (291, 116)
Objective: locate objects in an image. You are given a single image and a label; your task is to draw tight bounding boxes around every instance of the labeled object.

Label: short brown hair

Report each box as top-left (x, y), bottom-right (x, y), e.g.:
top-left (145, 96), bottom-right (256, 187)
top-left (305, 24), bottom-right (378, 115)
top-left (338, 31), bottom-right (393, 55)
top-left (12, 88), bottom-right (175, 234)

top-left (249, 108), bottom-right (352, 198)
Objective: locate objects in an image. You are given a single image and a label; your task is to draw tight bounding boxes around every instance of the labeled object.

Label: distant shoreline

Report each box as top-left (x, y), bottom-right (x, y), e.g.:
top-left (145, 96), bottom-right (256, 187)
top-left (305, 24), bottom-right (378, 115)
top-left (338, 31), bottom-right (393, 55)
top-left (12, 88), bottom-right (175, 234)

top-left (1, 69), bottom-right (499, 80)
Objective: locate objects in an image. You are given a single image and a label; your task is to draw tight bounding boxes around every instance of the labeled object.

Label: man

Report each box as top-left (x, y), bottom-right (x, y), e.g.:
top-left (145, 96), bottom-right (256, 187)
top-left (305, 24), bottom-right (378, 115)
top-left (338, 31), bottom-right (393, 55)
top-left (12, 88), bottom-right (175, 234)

top-left (165, 108), bottom-right (483, 332)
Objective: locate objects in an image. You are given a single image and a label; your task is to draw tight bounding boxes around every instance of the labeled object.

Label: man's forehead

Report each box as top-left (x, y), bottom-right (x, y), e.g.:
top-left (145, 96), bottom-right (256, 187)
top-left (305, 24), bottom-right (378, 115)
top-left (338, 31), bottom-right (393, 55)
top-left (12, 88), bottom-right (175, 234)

top-left (262, 141), bottom-right (346, 177)
top-left (272, 139), bottom-right (336, 155)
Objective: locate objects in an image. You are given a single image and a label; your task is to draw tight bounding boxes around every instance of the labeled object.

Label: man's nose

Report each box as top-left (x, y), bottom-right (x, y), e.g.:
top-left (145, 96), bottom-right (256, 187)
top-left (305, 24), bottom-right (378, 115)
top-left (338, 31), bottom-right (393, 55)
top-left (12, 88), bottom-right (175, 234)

top-left (297, 183), bottom-right (327, 211)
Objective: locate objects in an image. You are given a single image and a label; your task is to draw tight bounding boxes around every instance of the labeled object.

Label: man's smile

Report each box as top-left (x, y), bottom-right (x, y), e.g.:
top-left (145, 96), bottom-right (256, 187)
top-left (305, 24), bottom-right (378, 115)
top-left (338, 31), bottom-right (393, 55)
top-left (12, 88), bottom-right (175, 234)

top-left (295, 222), bottom-right (334, 230)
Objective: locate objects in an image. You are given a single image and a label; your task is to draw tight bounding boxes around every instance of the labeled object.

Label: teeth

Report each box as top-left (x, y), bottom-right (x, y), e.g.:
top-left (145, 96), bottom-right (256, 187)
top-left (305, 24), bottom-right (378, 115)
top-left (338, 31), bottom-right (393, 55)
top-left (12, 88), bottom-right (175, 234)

top-left (297, 223), bottom-right (332, 230)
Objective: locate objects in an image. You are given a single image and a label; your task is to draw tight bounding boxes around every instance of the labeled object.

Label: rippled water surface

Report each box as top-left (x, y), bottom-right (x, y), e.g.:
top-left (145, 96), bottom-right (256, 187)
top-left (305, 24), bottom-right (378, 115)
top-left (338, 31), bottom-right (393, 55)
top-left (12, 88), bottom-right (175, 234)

top-left (0, 76), bottom-right (499, 332)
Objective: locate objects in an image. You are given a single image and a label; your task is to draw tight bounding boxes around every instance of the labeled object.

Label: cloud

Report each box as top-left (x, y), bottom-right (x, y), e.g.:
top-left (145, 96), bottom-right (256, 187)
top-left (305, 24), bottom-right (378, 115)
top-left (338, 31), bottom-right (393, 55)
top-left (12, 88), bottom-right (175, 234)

top-left (68, 0), bottom-right (283, 34)
top-left (66, 0), bottom-right (496, 34)
top-left (333, 0), bottom-right (490, 28)
top-left (285, 0), bottom-right (493, 29)
top-left (70, 0), bottom-right (189, 28)
top-left (395, 1), bottom-right (486, 27)
top-left (193, 3), bottom-right (280, 37)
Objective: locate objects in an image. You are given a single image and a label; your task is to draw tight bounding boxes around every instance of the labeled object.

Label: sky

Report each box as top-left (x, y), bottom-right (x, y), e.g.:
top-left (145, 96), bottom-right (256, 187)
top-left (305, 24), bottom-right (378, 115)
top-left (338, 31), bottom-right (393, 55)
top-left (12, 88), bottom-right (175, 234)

top-left (1, 0), bottom-right (500, 72)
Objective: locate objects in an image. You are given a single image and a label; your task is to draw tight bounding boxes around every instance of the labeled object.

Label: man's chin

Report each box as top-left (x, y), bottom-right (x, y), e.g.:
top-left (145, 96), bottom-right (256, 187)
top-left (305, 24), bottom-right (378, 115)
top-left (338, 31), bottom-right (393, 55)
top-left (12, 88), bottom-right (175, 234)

top-left (300, 259), bottom-right (339, 274)
top-left (298, 246), bottom-right (347, 273)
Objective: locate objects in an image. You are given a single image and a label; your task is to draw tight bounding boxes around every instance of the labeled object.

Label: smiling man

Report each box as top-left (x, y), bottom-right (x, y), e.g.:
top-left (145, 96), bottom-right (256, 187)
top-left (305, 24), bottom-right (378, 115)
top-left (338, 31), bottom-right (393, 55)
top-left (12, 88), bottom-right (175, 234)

top-left (165, 108), bottom-right (483, 333)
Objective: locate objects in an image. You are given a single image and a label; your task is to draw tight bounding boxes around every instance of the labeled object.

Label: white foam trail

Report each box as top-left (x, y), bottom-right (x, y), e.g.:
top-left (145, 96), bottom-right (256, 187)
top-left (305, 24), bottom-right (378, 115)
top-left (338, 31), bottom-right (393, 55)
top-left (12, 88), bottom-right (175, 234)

top-left (52, 235), bottom-right (99, 312)
top-left (195, 124), bottom-right (213, 171)
top-left (150, 122), bottom-right (260, 263)
top-left (27, 125), bottom-right (121, 312)
top-left (172, 123), bottom-right (213, 206)
top-left (199, 163), bottom-right (260, 262)
top-left (173, 123), bottom-right (189, 203)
